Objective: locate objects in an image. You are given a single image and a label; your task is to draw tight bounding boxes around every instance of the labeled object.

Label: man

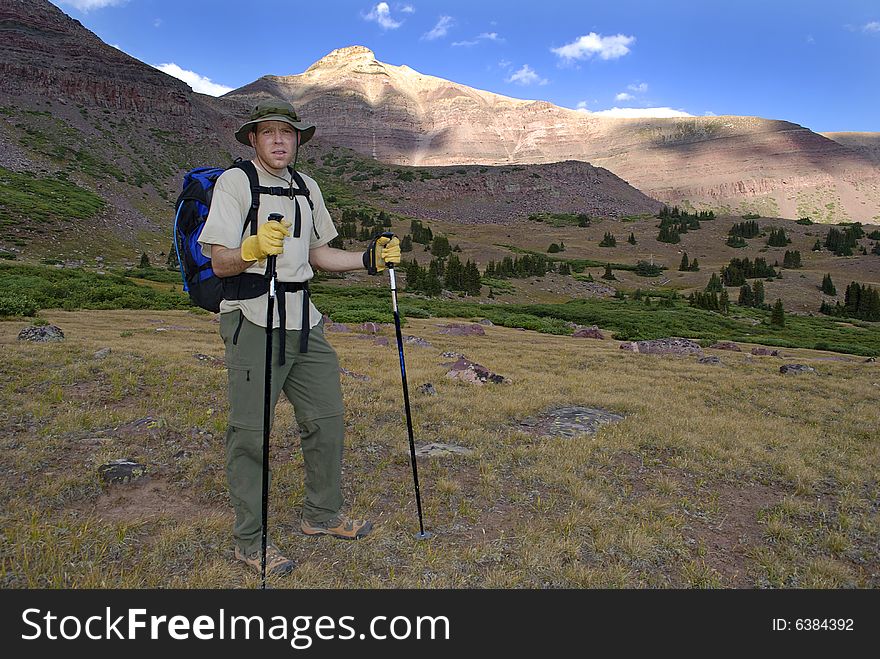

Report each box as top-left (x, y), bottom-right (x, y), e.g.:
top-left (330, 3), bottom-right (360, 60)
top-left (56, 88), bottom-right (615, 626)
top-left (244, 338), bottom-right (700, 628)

top-left (199, 101), bottom-right (400, 575)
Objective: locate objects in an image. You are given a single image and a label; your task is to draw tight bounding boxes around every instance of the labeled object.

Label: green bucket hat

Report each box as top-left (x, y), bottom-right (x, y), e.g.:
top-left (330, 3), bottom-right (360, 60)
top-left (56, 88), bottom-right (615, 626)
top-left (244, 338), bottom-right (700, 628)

top-left (234, 100), bottom-right (316, 146)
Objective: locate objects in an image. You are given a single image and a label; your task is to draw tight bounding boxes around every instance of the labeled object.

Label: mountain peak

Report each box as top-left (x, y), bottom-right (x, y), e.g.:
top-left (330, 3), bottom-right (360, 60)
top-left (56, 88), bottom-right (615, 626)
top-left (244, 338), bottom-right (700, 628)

top-left (306, 45), bottom-right (377, 72)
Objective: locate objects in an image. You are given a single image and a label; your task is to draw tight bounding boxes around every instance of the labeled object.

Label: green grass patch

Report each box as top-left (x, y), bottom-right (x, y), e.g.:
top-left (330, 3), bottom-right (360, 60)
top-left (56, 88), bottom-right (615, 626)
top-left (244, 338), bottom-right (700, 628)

top-left (0, 262), bottom-right (190, 312)
top-left (0, 167), bottom-right (105, 226)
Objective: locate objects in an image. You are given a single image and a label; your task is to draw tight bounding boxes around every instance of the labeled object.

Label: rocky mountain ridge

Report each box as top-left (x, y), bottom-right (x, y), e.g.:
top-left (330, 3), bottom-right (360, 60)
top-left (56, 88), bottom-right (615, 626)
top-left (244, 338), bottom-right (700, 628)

top-left (229, 46), bottom-right (880, 223)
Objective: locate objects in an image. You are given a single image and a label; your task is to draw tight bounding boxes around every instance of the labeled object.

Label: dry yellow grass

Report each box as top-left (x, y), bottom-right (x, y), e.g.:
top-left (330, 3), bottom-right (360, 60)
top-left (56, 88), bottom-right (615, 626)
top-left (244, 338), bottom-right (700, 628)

top-left (0, 309), bottom-right (877, 588)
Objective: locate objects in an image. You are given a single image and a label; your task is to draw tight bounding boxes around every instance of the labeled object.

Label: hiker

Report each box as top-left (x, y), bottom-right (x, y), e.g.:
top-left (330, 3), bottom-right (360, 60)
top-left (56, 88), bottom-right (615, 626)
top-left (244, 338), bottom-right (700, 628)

top-left (198, 101), bottom-right (401, 575)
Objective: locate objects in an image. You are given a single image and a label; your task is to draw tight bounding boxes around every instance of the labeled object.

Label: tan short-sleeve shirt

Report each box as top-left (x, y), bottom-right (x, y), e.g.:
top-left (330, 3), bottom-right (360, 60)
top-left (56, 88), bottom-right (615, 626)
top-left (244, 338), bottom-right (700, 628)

top-left (198, 163), bottom-right (337, 329)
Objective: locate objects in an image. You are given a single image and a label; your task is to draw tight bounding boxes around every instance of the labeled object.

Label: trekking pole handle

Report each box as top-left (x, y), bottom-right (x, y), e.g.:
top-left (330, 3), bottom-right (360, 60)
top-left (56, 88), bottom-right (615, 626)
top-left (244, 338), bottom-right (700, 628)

top-left (265, 213), bottom-right (284, 293)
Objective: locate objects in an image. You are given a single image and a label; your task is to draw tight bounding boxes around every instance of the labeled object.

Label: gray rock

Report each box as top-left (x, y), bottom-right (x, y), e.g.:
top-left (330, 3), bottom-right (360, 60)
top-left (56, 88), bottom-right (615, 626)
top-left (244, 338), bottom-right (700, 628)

top-left (414, 442), bottom-right (473, 457)
top-left (478, 318), bottom-right (495, 326)
top-left (519, 406), bottom-right (625, 438)
top-left (445, 358), bottom-right (509, 385)
top-left (418, 383), bottom-right (437, 396)
top-left (780, 364), bottom-right (817, 375)
top-left (404, 335), bottom-right (432, 348)
top-left (698, 356), bottom-right (722, 365)
top-left (374, 337), bottom-right (390, 347)
top-left (619, 337), bottom-right (703, 356)
top-left (18, 325), bottom-right (64, 342)
top-left (751, 347), bottom-right (781, 357)
top-left (339, 367), bottom-right (371, 382)
top-left (710, 341), bottom-right (741, 352)
top-left (438, 323), bottom-right (486, 336)
top-left (572, 325), bottom-right (604, 339)
top-left (93, 347), bottom-right (112, 359)
top-left (98, 459), bottom-right (146, 484)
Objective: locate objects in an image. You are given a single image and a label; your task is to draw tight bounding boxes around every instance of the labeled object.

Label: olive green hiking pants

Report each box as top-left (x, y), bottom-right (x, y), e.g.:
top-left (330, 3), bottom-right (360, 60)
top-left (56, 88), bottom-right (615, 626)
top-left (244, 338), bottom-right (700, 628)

top-left (220, 310), bottom-right (345, 555)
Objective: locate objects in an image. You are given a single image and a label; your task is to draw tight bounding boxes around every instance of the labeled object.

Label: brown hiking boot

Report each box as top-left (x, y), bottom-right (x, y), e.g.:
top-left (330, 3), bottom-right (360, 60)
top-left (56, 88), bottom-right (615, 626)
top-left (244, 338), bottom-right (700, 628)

top-left (234, 544), bottom-right (296, 576)
top-left (301, 514), bottom-right (373, 540)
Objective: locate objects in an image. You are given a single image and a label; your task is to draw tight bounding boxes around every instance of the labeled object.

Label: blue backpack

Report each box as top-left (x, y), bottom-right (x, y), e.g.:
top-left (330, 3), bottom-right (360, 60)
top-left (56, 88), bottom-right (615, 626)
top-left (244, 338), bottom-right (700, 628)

top-left (172, 160), bottom-right (313, 312)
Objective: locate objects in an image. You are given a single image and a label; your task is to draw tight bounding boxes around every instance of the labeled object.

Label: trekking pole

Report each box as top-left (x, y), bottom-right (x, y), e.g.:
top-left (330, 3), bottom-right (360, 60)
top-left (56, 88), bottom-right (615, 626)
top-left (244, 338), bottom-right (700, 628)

top-left (260, 212), bottom-right (283, 588)
top-left (386, 258), bottom-right (432, 540)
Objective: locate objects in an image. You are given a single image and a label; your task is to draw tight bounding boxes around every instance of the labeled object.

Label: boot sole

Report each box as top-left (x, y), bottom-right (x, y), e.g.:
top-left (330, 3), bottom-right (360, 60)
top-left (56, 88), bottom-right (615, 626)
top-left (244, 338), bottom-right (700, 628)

top-left (301, 521), bottom-right (373, 540)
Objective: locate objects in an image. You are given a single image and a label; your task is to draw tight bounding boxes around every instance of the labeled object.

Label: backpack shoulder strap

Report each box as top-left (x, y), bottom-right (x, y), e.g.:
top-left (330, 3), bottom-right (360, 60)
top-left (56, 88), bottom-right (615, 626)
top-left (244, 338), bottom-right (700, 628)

top-left (229, 159), bottom-right (261, 237)
top-left (288, 168), bottom-right (315, 211)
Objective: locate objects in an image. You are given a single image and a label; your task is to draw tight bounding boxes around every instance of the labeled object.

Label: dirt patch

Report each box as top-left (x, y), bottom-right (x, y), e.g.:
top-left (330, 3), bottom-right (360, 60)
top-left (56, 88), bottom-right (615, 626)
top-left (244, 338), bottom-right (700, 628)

top-left (83, 475), bottom-right (228, 524)
top-left (613, 452), bottom-right (783, 587)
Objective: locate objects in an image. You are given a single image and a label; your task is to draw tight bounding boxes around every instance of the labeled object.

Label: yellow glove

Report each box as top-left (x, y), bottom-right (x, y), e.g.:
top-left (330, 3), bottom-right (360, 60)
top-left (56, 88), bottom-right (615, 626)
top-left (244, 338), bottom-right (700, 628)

top-left (363, 233), bottom-right (401, 274)
top-left (240, 219), bottom-right (292, 262)
top-left (377, 235), bottom-right (401, 271)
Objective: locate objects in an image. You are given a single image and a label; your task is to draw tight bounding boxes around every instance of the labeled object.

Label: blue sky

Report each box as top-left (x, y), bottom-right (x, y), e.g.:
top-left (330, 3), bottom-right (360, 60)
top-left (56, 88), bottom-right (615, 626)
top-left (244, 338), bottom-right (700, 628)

top-left (51, 0), bottom-right (880, 132)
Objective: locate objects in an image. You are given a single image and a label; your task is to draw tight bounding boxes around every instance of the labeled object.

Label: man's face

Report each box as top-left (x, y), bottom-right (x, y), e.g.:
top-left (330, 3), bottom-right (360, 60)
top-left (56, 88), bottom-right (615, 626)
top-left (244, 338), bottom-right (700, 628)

top-left (249, 120), bottom-right (299, 172)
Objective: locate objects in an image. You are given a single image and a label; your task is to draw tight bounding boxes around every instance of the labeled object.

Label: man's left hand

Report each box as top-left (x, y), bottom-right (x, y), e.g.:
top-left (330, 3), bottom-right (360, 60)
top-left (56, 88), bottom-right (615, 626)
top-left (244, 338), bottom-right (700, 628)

top-left (364, 233), bottom-right (401, 274)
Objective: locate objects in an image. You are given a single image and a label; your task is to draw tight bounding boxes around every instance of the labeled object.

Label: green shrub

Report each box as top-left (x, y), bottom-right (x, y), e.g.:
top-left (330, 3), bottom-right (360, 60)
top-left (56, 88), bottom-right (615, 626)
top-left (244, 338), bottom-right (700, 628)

top-left (0, 293), bottom-right (37, 316)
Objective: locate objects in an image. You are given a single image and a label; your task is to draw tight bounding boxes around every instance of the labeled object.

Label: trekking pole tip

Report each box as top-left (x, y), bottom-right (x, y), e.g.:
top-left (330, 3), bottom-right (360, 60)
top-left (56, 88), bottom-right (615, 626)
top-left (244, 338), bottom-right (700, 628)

top-left (415, 530), bottom-right (433, 541)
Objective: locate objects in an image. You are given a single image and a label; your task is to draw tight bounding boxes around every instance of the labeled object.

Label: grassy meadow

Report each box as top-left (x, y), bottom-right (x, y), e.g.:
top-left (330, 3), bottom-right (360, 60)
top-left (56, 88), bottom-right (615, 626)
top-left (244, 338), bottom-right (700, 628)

top-left (1, 307), bottom-right (877, 589)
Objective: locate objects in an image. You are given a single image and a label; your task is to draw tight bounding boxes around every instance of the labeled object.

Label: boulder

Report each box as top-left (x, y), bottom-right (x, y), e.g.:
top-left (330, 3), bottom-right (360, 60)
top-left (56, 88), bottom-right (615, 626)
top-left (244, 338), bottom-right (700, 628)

top-left (698, 356), bottom-right (722, 365)
top-left (403, 335), bottom-right (432, 348)
top-left (445, 358), bottom-right (509, 385)
top-left (751, 347), bottom-right (781, 356)
top-left (780, 364), bottom-right (817, 375)
top-left (93, 347), bottom-right (112, 359)
top-left (619, 337), bottom-right (703, 356)
top-left (572, 325), bottom-right (604, 339)
top-left (438, 323), bottom-right (486, 336)
top-left (710, 341), bottom-right (741, 352)
top-left (18, 325), bottom-right (64, 342)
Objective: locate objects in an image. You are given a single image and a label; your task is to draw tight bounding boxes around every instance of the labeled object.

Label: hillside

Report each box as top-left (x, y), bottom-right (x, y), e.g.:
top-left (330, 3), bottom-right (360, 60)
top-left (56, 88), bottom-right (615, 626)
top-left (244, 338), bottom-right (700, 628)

top-left (228, 45), bottom-right (880, 223)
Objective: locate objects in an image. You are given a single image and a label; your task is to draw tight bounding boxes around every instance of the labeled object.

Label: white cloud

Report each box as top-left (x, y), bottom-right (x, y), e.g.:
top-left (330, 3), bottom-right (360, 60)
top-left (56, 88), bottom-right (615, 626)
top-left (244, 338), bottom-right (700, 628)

top-left (154, 63), bottom-right (233, 97)
top-left (54, 0), bottom-right (127, 10)
top-left (498, 59), bottom-right (513, 69)
top-left (153, 18), bottom-right (162, 28)
top-left (576, 101), bottom-right (589, 111)
top-left (615, 92), bottom-right (634, 101)
top-left (552, 32), bottom-right (635, 62)
top-left (364, 3), bottom-right (403, 30)
top-left (400, 4), bottom-right (415, 13)
top-left (627, 82), bottom-right (648, 93)
top-left (590, 107), bottom-right (693, 118)
top-left (423, 16), bottom-right (454, 40)
top-left (863, 21), bottom-right (880, 32)
top-left (506, 64), bottom-right (548, 86)
top-left (453, 31), bottom-right (503, 47)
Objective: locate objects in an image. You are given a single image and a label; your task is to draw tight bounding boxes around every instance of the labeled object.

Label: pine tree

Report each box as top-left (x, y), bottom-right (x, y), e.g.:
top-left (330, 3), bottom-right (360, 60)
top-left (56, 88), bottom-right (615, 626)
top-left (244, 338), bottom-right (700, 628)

top-left (431, 235), bottom-right (452, 258)
top-left (464, 261), bottom-right (482, 296)
top-left (679, 253), bottom-right (690, 271)
top-left (771, 299), bottom-right (785, 327)
top-left (400, 235), bottom-right (413, 252)
top-left (821, 273), bottom-right (836, 296)
top-left (752, 280), bottom-right (765, 307)
top-left (689, 258), bottom-right (700, 272)
top-left (602, 264), bottom-right (616, 280)
top-left (705, 272), bottom-right (723, 293)
top-left (599, 232), bottom-right (616, 247)
top-left (719, 289), bottom-right (730, 314)
top-left (628, 232), bottom-right (636, 245)
top-left (738, 284), bottom-right (754, 307)
top-left (139, 252), bottom-right (150, 268)
top-left (813, 239), bottom-right (823, 251)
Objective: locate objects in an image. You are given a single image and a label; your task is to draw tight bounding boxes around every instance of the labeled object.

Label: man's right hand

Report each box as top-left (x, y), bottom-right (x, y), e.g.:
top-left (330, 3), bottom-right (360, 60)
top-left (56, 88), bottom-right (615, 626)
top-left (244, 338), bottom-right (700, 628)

top-left (240, 219), bottom-right (292, 262)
